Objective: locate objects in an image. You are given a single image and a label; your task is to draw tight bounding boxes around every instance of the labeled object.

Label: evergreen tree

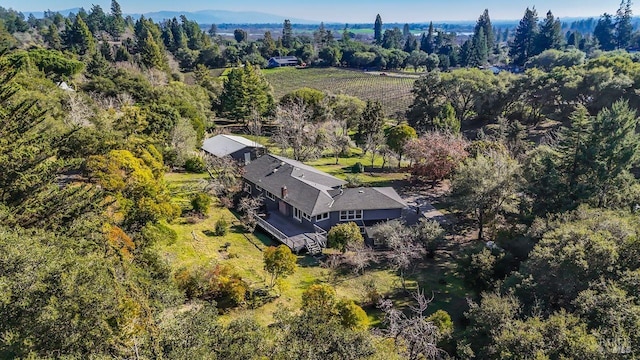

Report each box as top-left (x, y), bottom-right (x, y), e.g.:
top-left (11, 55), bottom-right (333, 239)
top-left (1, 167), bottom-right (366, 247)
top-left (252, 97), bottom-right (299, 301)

top-left (459, 39), bottom-right (472, 67)
top-left (219, 62), bottom-right (274, 120)
top-left (474, 9), bottom-right (494, 53)
top-left (404, 34), bottom-right (418, 53)
top-left (594, 14), bottom-right (616, 51)
top-left (615, 0), bottom-right (633, 49)
top-left (403, 23), bottom-right (411, 38)
top-left (171, 17), bottom-right (187, 50)
top-left (469, 27), bottom-right (488, 66)
top-left (68, 15), bottom-right (95, 56)
top-left (422, 22), bottom-right (435, 54)
top-left (139, 31), bottom-right (165, 69)
top-left (282, 19), bottom-right (293, 48)
top-left (208, 23), bottom-right (217, 37)
top-left (86, 4), bottom-right (106, 34)
top-left (99, 36), bottom-right (113, 61)
top-left (535, 10), bottom-right (563, 54)
top-left (44, 23), bottom-right (62, 50)
top-left (108, 0), bottom-right (125, 39)
top-left (374, 14), bottom-right (383, 45)
top-left (509, 7), bottom-right (539, 66)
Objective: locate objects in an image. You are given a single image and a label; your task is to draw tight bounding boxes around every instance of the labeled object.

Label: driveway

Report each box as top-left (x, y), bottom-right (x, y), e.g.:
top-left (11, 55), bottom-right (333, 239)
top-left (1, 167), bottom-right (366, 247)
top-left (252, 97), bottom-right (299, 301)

top-left (400, 191), bottom-right (449, 226)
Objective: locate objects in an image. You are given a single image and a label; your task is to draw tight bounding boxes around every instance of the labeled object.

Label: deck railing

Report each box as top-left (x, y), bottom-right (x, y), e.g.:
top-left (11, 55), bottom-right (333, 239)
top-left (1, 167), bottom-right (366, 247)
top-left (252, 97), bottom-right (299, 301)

top-left (253, 215), bottom-right (298, 249)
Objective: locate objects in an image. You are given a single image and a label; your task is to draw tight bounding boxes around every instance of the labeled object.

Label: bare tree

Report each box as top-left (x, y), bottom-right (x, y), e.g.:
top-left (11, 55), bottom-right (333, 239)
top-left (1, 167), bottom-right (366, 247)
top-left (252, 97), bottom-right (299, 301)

top-left (344, 242), bottom-right (375, 275)
top-left (204, 154), bottom-right (243, 207)
top-left (171, 118), bottom-right (198, 166)
top-left (324, 120), bottom-right (353, 165)
top-left (64, 92), bottom-right (94, 127)
top-left (272, 100), bottom-right (326, 161)
top-left (378, 288), bottom-right (443, 360)
top-left (370, 220), bottom-right (425, 289)
top-left (365, 131), bottom-right (385, 169)
top-left (238, 195), bottom-right (263, 233)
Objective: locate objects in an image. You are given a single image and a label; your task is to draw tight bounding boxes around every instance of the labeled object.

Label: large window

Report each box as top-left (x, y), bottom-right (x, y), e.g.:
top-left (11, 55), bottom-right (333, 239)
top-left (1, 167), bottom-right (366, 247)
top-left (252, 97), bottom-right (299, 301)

top-left (340, 210), bottom-right (363, 221)
top-left (294, 207), bottom-right (303, 222)
top-left (316, 213), bottom-right (329, 222)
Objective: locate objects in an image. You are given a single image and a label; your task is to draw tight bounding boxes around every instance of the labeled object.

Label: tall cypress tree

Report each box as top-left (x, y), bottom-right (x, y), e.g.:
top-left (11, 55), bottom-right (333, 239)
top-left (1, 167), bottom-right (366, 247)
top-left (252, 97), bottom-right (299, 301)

top-left (422, 22), bottom-right (435, 54)
top-left (282, 19), bottom-right (293, 48)
top-left (374, 14), bottom-right (383, 45)
top-left (509, 7), bottom-right (539, 66)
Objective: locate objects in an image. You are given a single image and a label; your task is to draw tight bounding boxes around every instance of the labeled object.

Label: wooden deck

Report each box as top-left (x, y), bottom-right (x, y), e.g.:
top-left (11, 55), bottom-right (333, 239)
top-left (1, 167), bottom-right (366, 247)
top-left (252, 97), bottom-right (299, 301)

top-left (254, 212), bottom-right (326, 254)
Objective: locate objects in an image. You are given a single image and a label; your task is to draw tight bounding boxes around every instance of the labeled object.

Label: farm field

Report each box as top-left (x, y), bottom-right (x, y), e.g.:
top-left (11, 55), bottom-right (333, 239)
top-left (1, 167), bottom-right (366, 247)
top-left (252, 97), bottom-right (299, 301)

top-left (262, 67), bottom-right (417, 116)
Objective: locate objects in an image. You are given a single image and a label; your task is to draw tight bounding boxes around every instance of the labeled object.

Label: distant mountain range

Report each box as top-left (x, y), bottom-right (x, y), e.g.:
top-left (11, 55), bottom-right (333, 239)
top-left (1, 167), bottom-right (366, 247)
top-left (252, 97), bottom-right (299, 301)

top-left (25, 8), bottom-right (317, 24)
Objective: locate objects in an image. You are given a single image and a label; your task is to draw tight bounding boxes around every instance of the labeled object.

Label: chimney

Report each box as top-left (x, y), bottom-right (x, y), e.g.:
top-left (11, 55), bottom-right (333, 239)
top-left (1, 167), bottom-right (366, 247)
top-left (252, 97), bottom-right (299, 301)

top-left (281, 186), bottom-right (288, 199)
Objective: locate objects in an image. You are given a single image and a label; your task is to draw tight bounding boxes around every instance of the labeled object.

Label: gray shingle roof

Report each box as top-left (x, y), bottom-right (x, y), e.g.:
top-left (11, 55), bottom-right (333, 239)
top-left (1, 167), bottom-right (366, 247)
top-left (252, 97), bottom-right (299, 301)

top-left (332, 187), bottom-right (406, 212)
top-left (243, 154), bottom-right (407, 216)
top-left (201, 134), bottom-right (264, 158)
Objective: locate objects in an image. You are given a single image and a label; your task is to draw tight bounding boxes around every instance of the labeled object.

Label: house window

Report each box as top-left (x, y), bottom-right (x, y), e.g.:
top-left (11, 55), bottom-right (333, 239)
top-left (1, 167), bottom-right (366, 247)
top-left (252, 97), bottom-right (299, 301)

top-left (303, 212), bottom-right (312, 221)
top-left (340, 210), bottom-right (363, 221)
top-left (293, 207), bottom-right (303, 222)
top-left (244, 183), bottom-right (252, 193)
top-left (316, 213), bottom-right (329, 222)
top-left (358, 226), bottom-right (366, 234)
top-left (256, 185), bottom-right (262, 192)
top-left (266, 191), bottom-right (275, 201)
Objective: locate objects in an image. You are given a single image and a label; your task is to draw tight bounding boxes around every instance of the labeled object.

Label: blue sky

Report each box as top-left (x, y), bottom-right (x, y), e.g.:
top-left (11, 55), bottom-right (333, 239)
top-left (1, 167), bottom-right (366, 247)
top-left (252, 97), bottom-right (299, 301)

top-left (6, 0), bottom-right (630, 22)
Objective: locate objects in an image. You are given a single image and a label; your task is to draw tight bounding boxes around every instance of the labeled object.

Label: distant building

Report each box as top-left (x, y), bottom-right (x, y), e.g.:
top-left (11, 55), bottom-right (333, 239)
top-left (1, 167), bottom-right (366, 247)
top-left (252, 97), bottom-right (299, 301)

top-left (201, 134), bottom-right (265, 165)
top-left (57, 81), bottom-right (74, 92)
top-left (267, 56), bottom-right (298, 68)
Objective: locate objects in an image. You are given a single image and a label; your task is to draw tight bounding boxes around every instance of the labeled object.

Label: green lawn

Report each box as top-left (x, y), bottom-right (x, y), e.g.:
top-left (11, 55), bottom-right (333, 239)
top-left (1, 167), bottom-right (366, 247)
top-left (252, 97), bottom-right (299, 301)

top-left (261, 67), bottom-right (416, 116)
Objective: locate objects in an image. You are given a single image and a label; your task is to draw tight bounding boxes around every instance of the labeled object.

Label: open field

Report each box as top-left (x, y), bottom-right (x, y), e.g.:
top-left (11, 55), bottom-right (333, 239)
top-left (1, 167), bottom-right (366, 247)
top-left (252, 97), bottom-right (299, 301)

top-left (262, 67), bottom-right (417, 116)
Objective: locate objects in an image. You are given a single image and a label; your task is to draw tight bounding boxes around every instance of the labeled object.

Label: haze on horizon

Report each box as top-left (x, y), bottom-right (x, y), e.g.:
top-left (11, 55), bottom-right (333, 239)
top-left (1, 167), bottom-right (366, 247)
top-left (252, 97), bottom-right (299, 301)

top-left (4, 0), bottom-right (631, 23)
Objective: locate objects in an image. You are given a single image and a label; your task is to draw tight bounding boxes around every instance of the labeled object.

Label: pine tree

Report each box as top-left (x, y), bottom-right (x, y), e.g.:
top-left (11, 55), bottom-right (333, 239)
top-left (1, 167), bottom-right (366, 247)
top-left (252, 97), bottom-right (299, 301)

top-left (374, 14), bottom-right (383, 45)
top-left (615, 0), bottom-right (633, 49)
top-left (594, 14), bottom-right (616, 51)
top-left (509, 7), bottom-right (539, 66)
top-left (535, 10), bottom-right (563, 54)
top-left (108, 0), bottom-right (125, 39)
top-left (282, 19), bottom-right (293, 48)
top-left (69, 15), bottom-right (96, 56)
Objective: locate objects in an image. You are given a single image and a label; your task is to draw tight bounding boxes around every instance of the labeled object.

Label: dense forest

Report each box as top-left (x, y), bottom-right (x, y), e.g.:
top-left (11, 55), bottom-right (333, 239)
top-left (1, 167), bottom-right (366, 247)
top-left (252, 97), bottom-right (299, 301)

top-left (1, 0), bottom-right (640, 359)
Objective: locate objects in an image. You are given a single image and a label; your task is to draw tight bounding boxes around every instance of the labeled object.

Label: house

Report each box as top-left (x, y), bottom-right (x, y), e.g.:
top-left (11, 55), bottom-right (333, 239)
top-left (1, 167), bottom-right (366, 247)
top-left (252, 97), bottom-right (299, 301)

top-left (267, 56), bottom-right (299, 68)
top-left (201, 134), bottom-right (265, 165)
top-left (243, 154), bottom-right (407, 254)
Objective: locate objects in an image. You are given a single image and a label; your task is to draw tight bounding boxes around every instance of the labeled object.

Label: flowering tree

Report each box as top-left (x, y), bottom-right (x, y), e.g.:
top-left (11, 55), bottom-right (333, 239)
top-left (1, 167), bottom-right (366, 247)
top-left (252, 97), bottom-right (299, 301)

top-left (404, 132), bottom-right (469, 186)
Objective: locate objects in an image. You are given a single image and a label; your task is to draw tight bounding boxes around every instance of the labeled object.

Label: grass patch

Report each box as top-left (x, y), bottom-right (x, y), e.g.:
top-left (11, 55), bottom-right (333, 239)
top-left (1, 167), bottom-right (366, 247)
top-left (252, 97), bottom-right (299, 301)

top-left (262, 67), bottom-right (416, 116)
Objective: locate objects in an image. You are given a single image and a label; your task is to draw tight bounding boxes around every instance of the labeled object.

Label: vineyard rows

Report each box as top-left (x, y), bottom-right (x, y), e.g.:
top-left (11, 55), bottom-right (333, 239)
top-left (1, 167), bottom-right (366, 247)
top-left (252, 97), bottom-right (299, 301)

top-left (263, 67), bottom-right (417, 116)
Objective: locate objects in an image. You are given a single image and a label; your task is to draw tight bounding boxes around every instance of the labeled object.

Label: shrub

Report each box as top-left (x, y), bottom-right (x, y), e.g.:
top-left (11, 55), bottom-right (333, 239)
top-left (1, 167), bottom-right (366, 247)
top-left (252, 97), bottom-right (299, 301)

top-left (327, 222), bottom-right (364, 252)
top-left (191, 193), bottom-right (212, 215)
top-left (214, 218), bottom-right (228, 236)
top-left (352, 162), bottom-right (364, 173)
top-left (175, 264), bottom-right (248, 306)
top-left (184, 156), bottom-right (207, 173)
